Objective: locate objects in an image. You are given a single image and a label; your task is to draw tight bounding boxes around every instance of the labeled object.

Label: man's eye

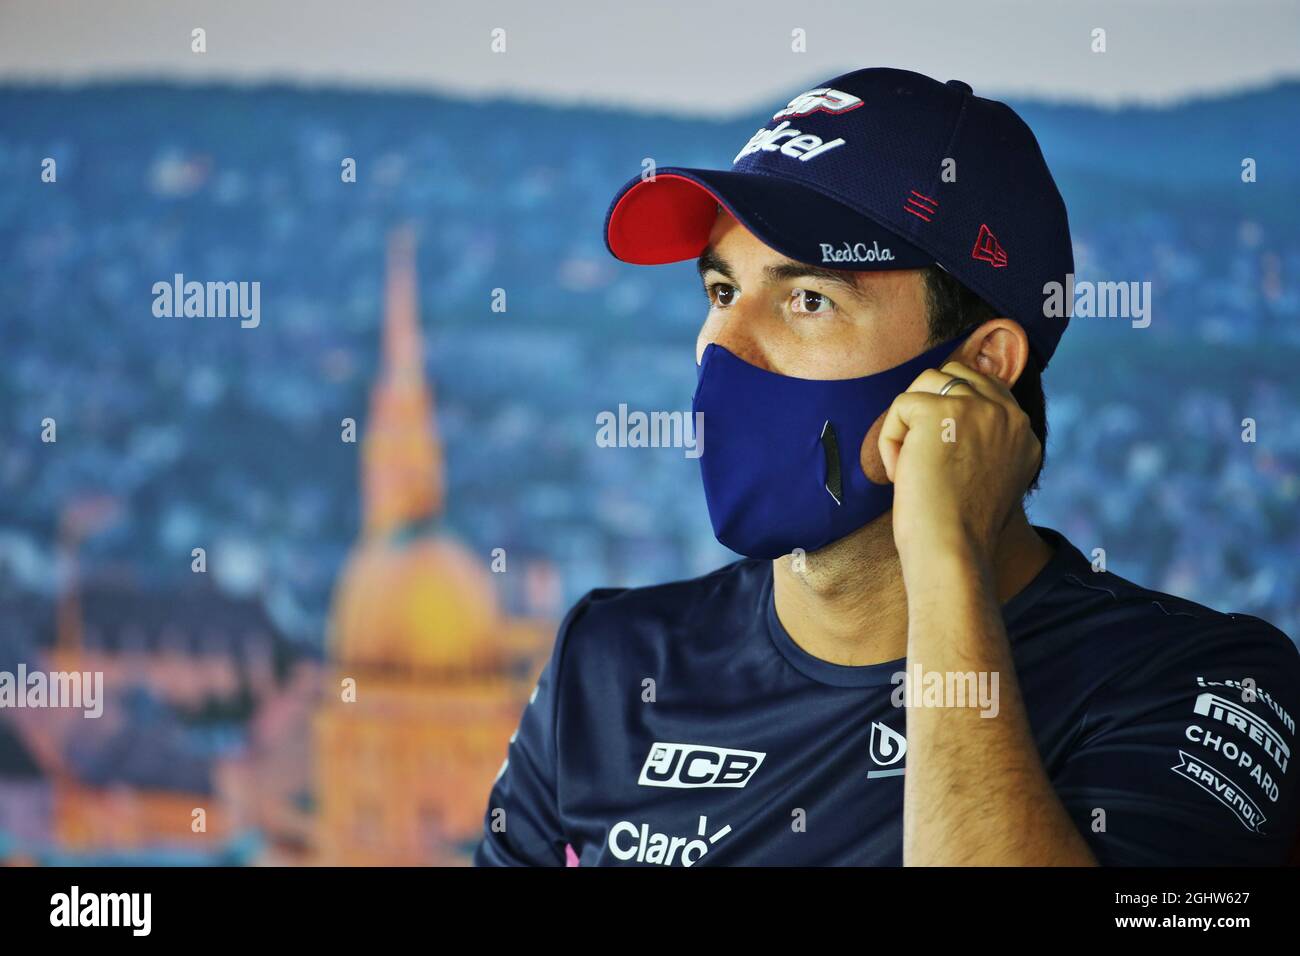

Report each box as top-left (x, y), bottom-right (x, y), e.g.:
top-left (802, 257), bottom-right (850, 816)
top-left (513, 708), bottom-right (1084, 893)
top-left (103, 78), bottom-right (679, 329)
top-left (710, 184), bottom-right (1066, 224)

top-left (707, 283), bottom-right (738, 308)
top-left (790, 288), bottom-right (835, 315)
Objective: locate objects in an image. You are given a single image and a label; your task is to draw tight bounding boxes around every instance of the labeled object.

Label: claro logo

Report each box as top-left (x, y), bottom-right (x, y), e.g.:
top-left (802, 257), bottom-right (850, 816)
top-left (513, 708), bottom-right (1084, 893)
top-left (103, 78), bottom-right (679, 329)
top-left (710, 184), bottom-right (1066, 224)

top-left (638, 741), bottom-right (766, 789)
top-left (608, 815), bottom-right (732, 867)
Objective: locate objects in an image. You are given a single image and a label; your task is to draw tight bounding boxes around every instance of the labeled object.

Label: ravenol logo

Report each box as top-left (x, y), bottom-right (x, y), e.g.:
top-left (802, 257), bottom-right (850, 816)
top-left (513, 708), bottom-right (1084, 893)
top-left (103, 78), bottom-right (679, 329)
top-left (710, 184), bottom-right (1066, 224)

top-left (773, 87), bottom-right (863, 121)
top-left (638, 741), bottom-right (766, 789)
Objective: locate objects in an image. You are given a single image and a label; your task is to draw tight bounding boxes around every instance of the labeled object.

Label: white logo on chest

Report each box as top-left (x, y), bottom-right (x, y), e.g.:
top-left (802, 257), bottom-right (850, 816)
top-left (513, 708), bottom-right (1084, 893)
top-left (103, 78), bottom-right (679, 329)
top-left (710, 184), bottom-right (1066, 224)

top-left (638, 741), bottom-right (766, 788)
top-left (868, 721), bottom-right (907, 778)
top-left (608, 815), bottom-right (732, 867)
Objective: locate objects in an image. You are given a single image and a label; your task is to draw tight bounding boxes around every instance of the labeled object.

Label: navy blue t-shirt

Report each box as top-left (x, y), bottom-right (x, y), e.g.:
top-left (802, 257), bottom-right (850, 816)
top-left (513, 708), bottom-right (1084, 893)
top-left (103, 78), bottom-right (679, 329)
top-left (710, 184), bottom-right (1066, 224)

top-left (474, 527), bottom-right (1300, 866)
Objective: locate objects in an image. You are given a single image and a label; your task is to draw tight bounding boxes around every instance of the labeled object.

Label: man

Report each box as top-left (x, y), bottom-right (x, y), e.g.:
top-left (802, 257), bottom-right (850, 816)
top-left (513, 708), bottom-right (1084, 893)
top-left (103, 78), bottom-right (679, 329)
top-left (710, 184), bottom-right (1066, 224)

top-left (474, 67), bottom-right (1300, 866)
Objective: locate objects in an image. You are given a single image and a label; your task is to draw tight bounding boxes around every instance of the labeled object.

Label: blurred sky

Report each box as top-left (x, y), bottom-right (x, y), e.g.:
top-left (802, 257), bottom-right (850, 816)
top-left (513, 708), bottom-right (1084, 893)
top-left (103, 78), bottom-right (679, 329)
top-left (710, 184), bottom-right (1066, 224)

top-left (1, 0), bottom-right (1297, 114)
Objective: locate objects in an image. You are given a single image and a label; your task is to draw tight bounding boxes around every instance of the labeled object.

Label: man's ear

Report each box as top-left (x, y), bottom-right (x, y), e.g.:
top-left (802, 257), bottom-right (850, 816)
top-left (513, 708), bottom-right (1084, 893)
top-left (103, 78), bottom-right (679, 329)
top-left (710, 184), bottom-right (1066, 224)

top-left (955, 319), bottom-right (1030, 389)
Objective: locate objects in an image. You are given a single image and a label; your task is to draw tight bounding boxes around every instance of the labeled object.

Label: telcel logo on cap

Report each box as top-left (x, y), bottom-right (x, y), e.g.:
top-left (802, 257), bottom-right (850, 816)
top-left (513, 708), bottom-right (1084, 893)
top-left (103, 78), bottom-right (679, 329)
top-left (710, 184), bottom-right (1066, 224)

top-left (732, 86), bottom-right (861, 166)
top-left (731, 122), bottom-right (847, 165)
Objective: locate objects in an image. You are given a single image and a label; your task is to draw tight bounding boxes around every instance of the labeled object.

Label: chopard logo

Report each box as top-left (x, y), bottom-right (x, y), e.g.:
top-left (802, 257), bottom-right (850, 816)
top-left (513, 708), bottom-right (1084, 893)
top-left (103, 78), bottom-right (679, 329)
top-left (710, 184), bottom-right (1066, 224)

top-left (638, 741), bottom-right (766, 788)
top-left (772, 86), bottom-right (864, 120)
top-left (732, 121), bottom-right (847, 165)
top-left (821, 241), bottom-right (895, 264)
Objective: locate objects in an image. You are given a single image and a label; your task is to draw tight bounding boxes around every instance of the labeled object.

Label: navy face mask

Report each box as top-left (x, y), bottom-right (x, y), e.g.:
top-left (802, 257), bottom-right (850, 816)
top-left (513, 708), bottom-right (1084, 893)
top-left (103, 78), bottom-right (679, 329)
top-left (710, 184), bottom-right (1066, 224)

top-left (692, 336), bottom-right (961, 559)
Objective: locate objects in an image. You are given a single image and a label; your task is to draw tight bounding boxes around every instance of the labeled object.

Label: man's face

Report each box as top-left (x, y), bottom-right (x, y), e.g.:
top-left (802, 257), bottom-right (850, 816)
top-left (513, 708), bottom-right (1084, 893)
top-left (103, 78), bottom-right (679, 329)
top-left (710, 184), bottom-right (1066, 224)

top-left (695, 208), bottom-right (933, 483)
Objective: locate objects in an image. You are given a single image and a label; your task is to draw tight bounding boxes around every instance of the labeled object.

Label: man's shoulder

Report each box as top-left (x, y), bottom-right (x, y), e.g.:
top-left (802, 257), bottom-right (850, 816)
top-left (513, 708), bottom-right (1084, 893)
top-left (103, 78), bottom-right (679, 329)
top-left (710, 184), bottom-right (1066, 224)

top-left (559, 558), bottom-right (768, 642)
top-left (1031, 532), bottom-right (1299, 686)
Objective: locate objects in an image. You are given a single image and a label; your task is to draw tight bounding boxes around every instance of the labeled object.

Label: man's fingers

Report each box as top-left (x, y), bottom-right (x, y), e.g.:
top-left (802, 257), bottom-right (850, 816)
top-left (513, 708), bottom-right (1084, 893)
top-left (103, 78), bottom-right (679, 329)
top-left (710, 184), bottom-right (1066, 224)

top-left (878, 391), bottom-right (934, 483)
top-left (937, 360), bottom-right (1016, 407)
top-left (904, 367), bottom-right (968, 396)
top-left (905, 361), bottom-right (1016, 408)
top-left (881, 362), bottom-right (1023, 483)
top-left (903, 366), bottom-right (993, 404)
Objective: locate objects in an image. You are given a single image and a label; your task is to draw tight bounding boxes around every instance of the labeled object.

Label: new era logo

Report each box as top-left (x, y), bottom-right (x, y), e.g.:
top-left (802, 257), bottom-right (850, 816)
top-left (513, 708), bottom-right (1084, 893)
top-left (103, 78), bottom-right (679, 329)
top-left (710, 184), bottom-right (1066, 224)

top-left (971, 224), bottom-right (1007, 268)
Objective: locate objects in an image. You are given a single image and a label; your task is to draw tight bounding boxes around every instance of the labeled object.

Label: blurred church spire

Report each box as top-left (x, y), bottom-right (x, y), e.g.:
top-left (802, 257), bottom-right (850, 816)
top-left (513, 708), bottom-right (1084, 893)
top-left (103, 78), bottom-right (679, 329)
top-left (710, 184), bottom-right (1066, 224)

top-left (361, 226), bottom-right (444, 538)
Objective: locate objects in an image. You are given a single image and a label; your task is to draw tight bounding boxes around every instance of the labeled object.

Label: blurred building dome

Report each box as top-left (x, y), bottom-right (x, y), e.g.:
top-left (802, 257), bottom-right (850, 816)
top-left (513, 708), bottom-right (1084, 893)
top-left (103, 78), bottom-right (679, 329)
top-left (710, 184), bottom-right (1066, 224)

top-left (330, 534), bottom-right (500, 673)
top-left (316, 227), bottom-right (550, 867)
top-left (324, 226), bottom-right (502, 675)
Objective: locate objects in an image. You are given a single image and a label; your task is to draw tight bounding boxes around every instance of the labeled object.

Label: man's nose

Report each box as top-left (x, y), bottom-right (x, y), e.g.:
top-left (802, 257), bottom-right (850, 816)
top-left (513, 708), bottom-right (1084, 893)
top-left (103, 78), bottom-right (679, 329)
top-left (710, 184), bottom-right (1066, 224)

top-left (698, 298), bottom-right (772, 370)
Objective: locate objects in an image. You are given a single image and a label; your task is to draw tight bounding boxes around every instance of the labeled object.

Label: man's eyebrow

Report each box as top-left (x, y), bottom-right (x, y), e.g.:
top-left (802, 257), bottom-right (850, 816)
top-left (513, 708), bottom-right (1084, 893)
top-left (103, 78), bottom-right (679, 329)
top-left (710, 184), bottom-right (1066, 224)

top-left (695, 246), bottom-right (870, 302)
top-left (696, 247), bottom-right (734, 284)
top-left (763, 261), bottom-right (870, 301)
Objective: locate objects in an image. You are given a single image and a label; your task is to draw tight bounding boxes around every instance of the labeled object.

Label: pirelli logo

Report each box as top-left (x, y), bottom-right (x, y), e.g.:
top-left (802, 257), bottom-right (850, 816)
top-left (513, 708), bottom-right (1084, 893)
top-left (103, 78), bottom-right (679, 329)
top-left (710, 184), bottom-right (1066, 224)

top-left (1194, 693), bottom-right (1291, 773)
top-left (638, 742), bottom-right (766, 789)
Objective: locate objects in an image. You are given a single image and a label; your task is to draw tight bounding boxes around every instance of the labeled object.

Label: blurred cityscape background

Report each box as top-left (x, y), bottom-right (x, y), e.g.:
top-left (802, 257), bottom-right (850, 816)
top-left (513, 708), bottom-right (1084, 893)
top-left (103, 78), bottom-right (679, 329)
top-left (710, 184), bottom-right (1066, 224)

top-left (0, 68), bottom-right (1297, 864)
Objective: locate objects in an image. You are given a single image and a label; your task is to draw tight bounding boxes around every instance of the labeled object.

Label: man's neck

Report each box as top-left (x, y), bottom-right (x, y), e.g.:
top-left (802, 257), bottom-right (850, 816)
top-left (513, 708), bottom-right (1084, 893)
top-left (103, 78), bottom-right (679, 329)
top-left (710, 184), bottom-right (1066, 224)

top-left (771, 512), bottom-right (1054, 667)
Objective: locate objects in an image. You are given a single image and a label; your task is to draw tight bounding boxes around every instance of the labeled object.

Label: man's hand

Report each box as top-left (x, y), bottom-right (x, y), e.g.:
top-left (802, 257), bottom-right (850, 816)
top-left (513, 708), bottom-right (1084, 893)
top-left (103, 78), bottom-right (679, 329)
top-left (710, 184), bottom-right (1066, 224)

top-left (876, 358), bottom-right (1098, 866)
top-left (877, 359), bottom-right (1041, 572)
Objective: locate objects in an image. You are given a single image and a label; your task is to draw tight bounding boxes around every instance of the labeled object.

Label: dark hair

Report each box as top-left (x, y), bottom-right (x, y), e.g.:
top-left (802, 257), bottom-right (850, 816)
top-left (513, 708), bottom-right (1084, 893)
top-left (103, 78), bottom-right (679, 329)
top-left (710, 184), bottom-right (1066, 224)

top-left (920, 264), bottom-right (1047, 492)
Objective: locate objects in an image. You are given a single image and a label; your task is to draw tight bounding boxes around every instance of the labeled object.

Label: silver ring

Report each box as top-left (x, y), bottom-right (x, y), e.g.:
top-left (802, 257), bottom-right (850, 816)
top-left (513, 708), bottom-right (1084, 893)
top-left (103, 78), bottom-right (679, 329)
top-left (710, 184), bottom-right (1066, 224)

top-left (938, 376), bottom-right (973, 397)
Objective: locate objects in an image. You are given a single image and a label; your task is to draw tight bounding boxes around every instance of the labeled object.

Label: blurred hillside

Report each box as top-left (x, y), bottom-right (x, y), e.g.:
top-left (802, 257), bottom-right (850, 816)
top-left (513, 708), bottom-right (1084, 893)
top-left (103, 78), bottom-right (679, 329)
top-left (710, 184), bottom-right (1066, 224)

top-left (0, 79), bottom-right (1296, 647)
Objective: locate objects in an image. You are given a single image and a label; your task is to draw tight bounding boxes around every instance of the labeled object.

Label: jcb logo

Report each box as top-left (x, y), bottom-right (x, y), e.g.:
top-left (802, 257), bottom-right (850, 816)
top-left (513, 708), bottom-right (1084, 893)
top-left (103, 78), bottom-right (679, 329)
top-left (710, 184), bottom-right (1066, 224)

top-left (773, 87), bottom-right (863, 121)
top-left (638, 742), bottom-right (766, 789)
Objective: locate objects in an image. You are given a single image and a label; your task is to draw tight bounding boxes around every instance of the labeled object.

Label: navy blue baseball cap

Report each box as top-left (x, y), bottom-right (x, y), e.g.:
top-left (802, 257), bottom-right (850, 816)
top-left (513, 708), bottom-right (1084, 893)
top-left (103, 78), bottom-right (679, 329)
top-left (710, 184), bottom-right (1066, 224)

top-left (603, 67), bottom-right (1074, 368)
